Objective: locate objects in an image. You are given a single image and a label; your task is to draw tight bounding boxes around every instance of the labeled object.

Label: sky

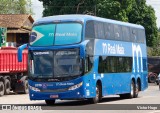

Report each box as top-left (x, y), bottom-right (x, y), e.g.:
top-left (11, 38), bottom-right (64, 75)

top-left (32, 0), bottom-right (160, 28)
top-left (146, 0), bottom-right (160, 28)
top-left (31, 0), bottom-right (44, 21)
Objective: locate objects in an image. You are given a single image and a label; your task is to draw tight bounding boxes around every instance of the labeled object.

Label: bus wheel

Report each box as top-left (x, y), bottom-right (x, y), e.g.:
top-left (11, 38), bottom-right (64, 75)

top-left (23, 80), bottom-right (29, 94)
top-left (120, 81), bottom-right (137, 99)
top-left (134, 82), bottom-right (140, 98)
top-left (4, 79), bottom-right (10, 95)
top-left (130, 80), bottom-right (137, 98)
top-left (0, 81), bottom-right (5, 96)
top-left (45, 100), bottom-right (55, 105)
top-left (89, 84), bottom-right (101, 104)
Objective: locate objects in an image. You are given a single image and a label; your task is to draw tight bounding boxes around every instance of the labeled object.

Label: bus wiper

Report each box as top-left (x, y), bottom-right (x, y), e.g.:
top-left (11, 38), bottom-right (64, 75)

top-left (30, 74), bottom-right (43, 81)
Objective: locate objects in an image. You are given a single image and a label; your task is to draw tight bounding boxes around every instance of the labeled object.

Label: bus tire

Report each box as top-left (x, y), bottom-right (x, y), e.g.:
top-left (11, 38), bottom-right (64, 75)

top-left (134, 80), bottom-right (140, 98)
top-left (23, 80), bottom-right (29, 94)
top-left (45, 100), bottom-right (55, 105)
top-left (120, 80), bottom-right (137, 99)
top-left (130, 80), bottom-right (137, 98)
top-left (89, 84), bottom-right (101, 104)
top-left (0, 81), bottom-right (5, 96)
top-left (4, 79), bottom-right (10, 95)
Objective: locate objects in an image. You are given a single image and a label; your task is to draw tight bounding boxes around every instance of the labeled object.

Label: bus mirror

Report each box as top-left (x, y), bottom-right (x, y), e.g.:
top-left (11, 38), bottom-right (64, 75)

top-left (18, 44), bottom-right (28, 62)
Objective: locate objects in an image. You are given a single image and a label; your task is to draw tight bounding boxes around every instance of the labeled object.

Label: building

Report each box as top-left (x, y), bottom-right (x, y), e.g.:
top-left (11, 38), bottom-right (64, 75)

top-left (0, 14), bottom-right (34, 47)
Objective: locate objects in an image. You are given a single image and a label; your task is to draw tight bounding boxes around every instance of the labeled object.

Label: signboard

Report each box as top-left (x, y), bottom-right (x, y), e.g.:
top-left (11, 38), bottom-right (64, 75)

top-left (0, 27), bottom-right (7, 47)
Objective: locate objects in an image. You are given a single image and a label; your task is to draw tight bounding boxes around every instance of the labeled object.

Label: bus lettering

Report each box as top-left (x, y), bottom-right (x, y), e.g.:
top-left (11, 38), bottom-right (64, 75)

top-left (102, 43), bottom-right (125, 55)
top-left (132, 43), bottom-right (143, 72)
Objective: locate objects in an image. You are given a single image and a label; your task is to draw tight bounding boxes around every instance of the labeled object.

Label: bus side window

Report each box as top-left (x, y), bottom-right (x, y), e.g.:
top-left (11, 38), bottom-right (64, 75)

top-left (108, 24), bottom-right (114, 40)
top-left (85, 56), bottom-right (93, 73)
top-left (104, 23), bottom-right (110, 39)
top-left (114, 25), bottom-right (122, 41)
top-left (94, 21), bottom-right (105, 39)
top-left (138, 29), bottom-right (145, 43)
top-left (122, 26), bottom-right (130, 42)
top-left (131, 28), bottom-right (138, 42)
top-left (85, 20), bottom-right (95, 39)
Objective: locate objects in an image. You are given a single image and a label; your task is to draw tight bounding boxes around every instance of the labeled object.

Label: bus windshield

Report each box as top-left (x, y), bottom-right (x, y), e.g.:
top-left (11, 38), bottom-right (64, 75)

top-left (30, 23), bottom-right (82, 46)
top-left (29, 49), bottom-right (83, 80)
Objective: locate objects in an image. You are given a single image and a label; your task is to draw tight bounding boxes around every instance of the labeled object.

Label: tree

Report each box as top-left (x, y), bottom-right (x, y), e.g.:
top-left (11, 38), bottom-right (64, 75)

top-left (128, 0), bottom-right (158, 47)
top-left (39, 0), bottom-right (96, 16)
top-left (0, 0), bottom-right (33, 14)
top-left (97, 0), bottom-right (127, 21)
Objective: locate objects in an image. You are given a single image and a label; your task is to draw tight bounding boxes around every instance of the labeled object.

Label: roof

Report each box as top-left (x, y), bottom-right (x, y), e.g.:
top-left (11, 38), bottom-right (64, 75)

top-left (34, 14), bottom-right (144, 29)
top-left (7, 29), bottom-right (31, 33)
top-left (0, 14), bottom-right (34, 33)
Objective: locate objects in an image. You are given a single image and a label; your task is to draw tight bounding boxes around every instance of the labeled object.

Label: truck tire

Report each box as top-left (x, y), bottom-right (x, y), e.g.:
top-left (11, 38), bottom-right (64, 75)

top-left (23, 80), bottom-right (29, 94)
top-left (4, 79), bottom-right (10, 95)
top-left (148, 73), bottom-right (156, 83)
top-left (0, 81), bottom-right (5, 96)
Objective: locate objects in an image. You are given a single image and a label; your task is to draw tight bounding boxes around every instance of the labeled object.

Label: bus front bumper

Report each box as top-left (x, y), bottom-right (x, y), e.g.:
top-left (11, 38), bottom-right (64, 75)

top-left (29, 86), bottom-right (87, 100)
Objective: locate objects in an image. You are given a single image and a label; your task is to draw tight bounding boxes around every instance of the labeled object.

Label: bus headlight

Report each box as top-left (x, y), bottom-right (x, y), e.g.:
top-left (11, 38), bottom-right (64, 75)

top-left (29, 85), bottom-right (40, 92)
top-left (68, 82), bottom-right (83, 91)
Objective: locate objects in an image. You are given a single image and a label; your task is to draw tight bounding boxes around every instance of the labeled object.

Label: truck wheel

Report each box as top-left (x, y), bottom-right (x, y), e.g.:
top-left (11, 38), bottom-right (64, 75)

top-left (0, 82), bottom-right (5, 96)
top-left (45, 100), bottom-right (55, 105)
top-left (148, 74), bottom-right (156, 83)
top-left (23, 80), bottom-right (29, 94)
top-left (4, 79), bottom-right (10, 95)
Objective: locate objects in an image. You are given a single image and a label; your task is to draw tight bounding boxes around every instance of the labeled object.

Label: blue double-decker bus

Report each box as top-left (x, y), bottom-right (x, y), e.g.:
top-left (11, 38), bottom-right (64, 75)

top-left (18, 15), bottom-right (148, 105)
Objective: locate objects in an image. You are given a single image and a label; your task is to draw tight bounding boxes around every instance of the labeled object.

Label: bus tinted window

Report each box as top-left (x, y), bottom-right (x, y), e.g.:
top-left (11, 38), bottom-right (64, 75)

top-left (85, 21), bottom-right (95, 39)
top-left (85, 20), bottom-right (145, 44)
top-left (131, 28), bottom-right (138, 42)
top-left (98, 56), bottom-right (132, 73)
top-left (138, 29), bottom-right (145, 43)
top-left (104, 23), bottom-right (109, 39)
top-left (122, 26), bottom-right (130, 41)
top-left (30, 23), bottom-right (82, 46)
top-left (94, 22), bottom-right (105, 39)
top-left (55, 23), bottom-right (82, 45)
top-left (114, 25), bottom-right (122, 40)
top-left (108, 24), bottom-right (114, 39)
top-left (30, 24), bottom-right (56, 46)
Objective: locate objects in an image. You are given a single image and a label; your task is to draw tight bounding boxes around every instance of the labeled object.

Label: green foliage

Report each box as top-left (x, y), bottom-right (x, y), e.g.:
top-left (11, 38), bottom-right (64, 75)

top-left (39, 0), bottom-right (158, 47)
top-left (148, 32), bottom-right (160, 56)
top-left (40, 0), bottom-right (96, 16)
top-left (0, 0), bottom-right (33, 14)
top-left (97, 0), bottom-right (127, 21)
top-left (128, 0), bottom-right (158, 47)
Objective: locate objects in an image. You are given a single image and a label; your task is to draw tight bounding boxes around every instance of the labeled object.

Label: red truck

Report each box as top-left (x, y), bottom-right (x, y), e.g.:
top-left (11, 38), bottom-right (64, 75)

top-left (0, 47), bottom-right (28, 96)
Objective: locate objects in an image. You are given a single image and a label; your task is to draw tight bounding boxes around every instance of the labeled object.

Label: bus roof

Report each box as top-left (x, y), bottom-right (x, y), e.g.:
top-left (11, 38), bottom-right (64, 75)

top-left (34, 14), bottom-right (144, 29)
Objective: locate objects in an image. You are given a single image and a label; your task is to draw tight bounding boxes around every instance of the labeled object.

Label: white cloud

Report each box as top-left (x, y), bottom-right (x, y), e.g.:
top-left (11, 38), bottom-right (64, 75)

top-left (146, 0), bottom-right (160, 28)
top-left (31, 0), bottom-right (44, 21)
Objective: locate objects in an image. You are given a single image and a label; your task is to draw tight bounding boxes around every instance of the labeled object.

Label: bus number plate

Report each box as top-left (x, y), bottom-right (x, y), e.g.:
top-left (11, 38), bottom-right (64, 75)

top-left (50, 95), bottom-right (59, 98)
